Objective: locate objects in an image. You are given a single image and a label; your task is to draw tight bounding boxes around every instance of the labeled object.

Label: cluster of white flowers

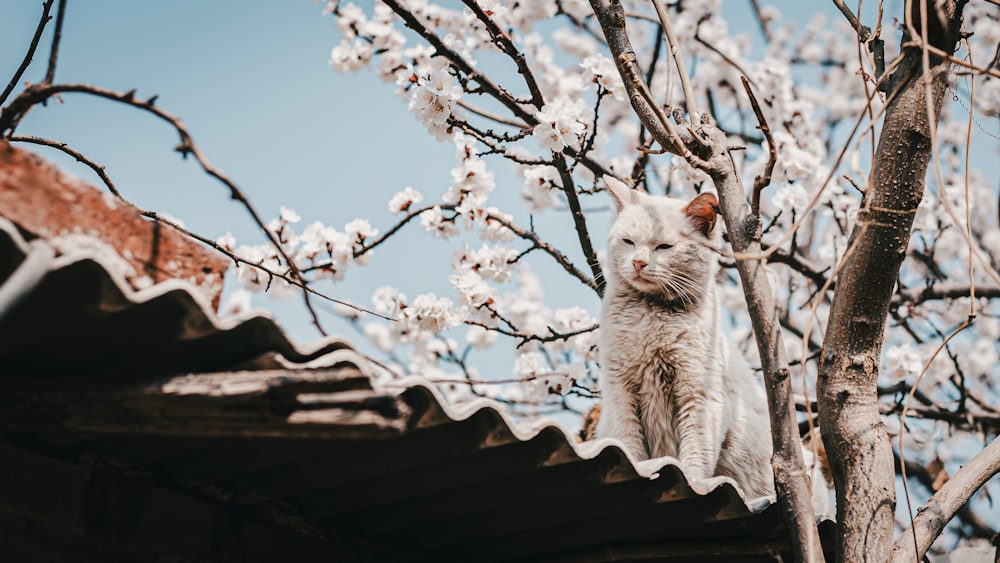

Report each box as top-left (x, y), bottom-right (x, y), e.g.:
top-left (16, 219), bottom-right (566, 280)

top-left (328, 3), bottom-right (403, 74)
top-left (883, 343), bottom-right (924, 382)
top-left (520, 165), bottom-right (562, 213)
top-left (532, 98), bottom-right (588, 152)
top-left (219, 207), bottom-right (379, 293)
top-left (408, 57), bottom-right (465, 140)
top-left (580, 54), bottom-right (626, 101)
top-left (387, 186), bottom-right (424, 214)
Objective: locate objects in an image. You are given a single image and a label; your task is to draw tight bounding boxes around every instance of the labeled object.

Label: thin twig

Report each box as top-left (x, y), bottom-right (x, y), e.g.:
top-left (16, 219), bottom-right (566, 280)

top-left (651, 0), bottom-right (698, 120)
top-left (748, 0), bottom-right (773, 43)
top-left (741, 76), bottom-right (776, 219)
top-left (0, 0), bottom-right (54, 107)
top-left (455, 100), bottom-right (529, 129)
top-left (8, 134), bottom-right (121, 197)
top-left (459, 0), bottom-right (545, 108)
top-left (902, 39), bottom-right (1000, 79)
top-left (553, 155), bottom-right (603, 295)
top-left (44, 0), bottom-right (67, 84)
top-left (8, 133), bottom-right (388, 320)
top-left (694, 29), bottom-right (758, 89)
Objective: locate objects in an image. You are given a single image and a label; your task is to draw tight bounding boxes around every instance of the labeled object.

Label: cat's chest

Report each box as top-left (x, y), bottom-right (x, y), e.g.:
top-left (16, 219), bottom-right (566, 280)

top-left (607, 307), bottom-right (702, 355)
top-left (603, 309), bottom-right (708, 383)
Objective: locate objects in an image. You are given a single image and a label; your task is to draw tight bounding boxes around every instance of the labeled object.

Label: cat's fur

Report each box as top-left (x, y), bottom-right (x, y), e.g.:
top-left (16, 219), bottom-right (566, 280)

top-left (595, 176), bottom-right (829, 511)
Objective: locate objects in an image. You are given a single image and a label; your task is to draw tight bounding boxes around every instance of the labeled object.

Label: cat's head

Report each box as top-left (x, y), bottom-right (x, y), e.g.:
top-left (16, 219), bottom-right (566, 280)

top-left (603, 175), bottom-right (720, 302)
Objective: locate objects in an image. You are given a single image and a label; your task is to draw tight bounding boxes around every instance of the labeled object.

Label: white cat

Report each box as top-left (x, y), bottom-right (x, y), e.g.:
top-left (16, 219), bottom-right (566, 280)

top-left (595, 175), bottom-right (829, 512)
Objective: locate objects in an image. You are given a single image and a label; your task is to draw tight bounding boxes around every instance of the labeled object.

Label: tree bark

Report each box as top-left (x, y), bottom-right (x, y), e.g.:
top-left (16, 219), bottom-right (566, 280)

top-left (818, 2), bottom-right (964, 561)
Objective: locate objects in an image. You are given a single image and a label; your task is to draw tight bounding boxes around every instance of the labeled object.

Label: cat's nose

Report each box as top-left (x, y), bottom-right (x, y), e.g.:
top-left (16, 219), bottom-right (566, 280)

top-left (632, 259), bottom-right (647, 273)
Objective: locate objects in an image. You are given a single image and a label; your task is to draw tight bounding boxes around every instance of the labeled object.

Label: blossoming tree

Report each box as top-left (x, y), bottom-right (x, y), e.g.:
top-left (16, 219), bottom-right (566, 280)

top-left (3, 0), bottom-right (999, 561)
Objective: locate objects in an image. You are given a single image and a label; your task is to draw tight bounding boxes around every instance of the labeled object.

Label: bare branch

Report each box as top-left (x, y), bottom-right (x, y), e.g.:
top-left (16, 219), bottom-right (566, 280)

top-left (43, 0), bottom-right (67, 84)
top-left (833, 0), bottom-right (874, 42)
top-left (741, 76), bottom-right (776, 220)
top-left (891, 437), bottom-right (1000, 562)
top-left (0, 0), bottom-right (54, 107)
top-left (894, 281), bottom-right (1000, 306)
top-left (651, 0), bottom-right (698, 120)
top-left (8, 134), bottom-right (121, 197)
top-left (893, 453), bottom-right (997, 541)
top-left (459, 0), bottom-right (545, 108)
top-left (588, 0), bottom-right (688, 157)
top-left (553, 155), bottom-right (603, 295)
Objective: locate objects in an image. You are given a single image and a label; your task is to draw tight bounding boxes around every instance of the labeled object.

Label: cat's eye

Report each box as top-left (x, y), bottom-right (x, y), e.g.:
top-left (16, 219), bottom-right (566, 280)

top-left (655, 243), bottom-right (673, 251)
top-left (622, 238), bottom-right (634, 246)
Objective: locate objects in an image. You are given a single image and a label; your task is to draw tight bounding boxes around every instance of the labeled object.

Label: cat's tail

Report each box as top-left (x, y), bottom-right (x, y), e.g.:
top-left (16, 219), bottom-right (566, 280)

top-left (578, 404), bottom-right (601, 442)
top-left (801, 428), bottom-right (834, 490)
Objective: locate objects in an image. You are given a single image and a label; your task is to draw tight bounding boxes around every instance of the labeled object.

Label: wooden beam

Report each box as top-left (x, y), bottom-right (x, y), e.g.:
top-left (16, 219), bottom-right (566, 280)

top-left (0, 369), bottom-right (407, 439)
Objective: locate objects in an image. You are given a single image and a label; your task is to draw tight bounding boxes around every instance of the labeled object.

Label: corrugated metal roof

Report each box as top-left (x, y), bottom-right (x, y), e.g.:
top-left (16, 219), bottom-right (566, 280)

top-left (0, 216), bottom-right (834, 562)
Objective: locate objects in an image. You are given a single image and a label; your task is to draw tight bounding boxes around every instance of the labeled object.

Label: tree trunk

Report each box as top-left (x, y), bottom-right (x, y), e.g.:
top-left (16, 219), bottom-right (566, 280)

top-left (818, 2), bottom-right (964, 561)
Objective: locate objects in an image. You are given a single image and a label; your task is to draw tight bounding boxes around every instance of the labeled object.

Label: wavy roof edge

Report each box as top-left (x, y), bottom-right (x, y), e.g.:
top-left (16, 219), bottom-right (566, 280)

top-left (0, 215), bottom-right (374, 375)
top-left (384, 377), bottom-right (802, 518)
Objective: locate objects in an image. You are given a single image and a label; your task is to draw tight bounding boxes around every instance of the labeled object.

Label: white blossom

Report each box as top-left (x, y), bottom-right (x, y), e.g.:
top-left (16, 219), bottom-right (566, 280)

top-left (521, 165), bottom-right (561, 212)
top-left (449, 270), bottom-right (496, 308)
top-left (580, 54), bottom-right (626, 100)
top-left (419, 205), bottom-right (459, 239)
top-left (532, 98), bottom-right (587, 152)
top-left (217, 231), bottom-right (236, 252)
top-left (772, 183), bottom-right (809, 213)
top-left (388, 186), bottom-right (424, 214)
top-left (330, 38), bottom-right (374, 73)
top-left (279, 206), bottom-right (301, 224)
top-left (480, 208), bottom-right (515, 242)
top-left (466, 324), bottom-right (497, 349)
top-left (884, 343), bottom-right (924, 382)
top-left (404, 293), bottom-right (461, 333)
top-left (372, 286), bottom-right (406, 316)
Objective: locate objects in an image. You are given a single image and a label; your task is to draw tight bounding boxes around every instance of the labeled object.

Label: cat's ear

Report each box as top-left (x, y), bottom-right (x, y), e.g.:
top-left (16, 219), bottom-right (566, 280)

top-left (603, 175), bottom-right (639, 212)
top-left (684, 192), bottom-right (720, 237)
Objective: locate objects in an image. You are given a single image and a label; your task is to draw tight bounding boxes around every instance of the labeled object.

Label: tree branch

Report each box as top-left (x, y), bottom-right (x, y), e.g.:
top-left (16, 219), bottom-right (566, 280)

top-left (459, 0), bottom-right (545, 109)
top-left (9, 134), bottom-right (121, 197)
top-left (891, 437), bottom-right (1000, 562)
top-left (741, 76), bottom-right (776, 220)
top-left (0, 0), bottom-right (54, 107)
top-left (553, 155), bottom-right (604, 294)
top-left (43, 0), bottom-right (67, 84)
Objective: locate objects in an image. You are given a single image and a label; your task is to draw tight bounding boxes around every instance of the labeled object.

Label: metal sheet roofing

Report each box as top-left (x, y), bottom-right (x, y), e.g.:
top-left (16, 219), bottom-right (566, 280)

top-left (0, 216), bottom-right (834, 562)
